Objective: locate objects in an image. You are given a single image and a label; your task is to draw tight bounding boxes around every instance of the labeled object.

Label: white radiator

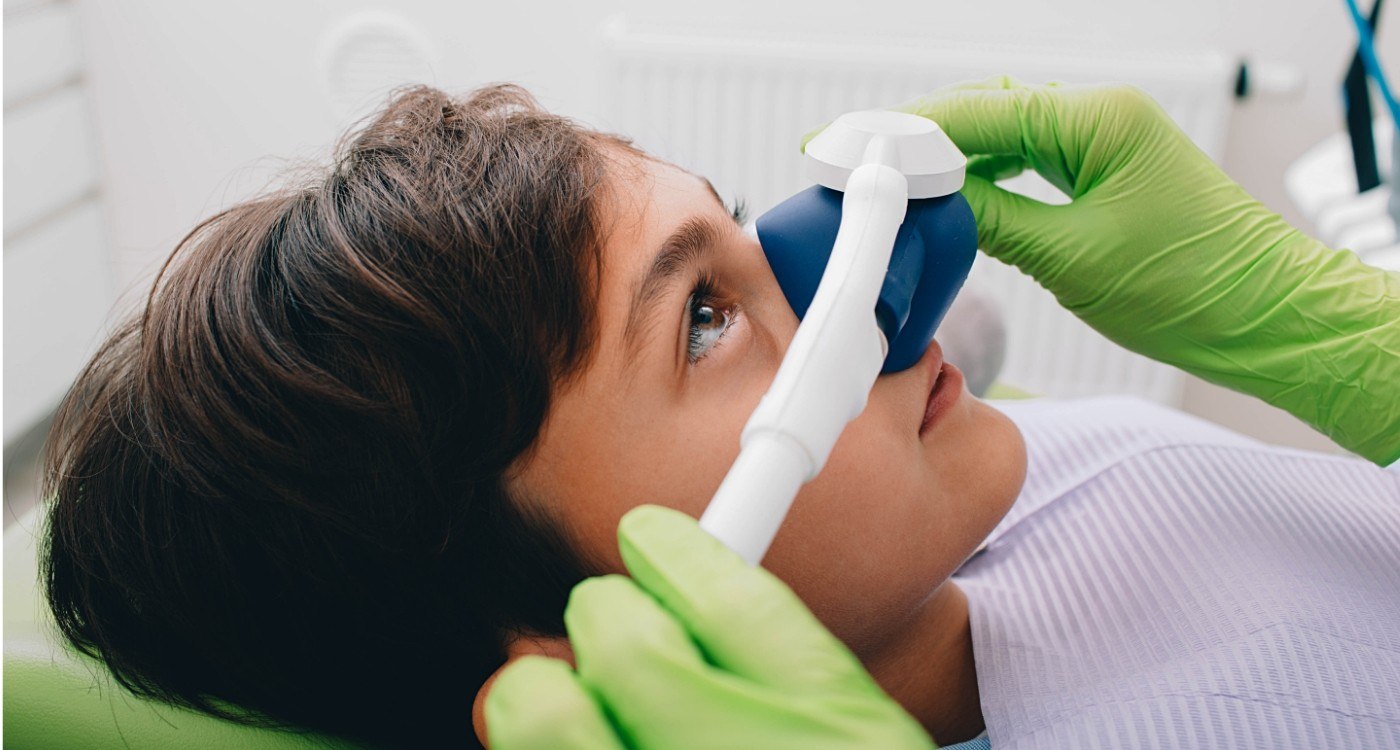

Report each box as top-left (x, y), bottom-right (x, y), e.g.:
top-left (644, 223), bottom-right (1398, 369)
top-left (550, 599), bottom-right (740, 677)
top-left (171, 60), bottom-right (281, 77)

top-left (600, 19), bottom-right (1240, 405)
top-left (4, 1), bottom-right (114, 444)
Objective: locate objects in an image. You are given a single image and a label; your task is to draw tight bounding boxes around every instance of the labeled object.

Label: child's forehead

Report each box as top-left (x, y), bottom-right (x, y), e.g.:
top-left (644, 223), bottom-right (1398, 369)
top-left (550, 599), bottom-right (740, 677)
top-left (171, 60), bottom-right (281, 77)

top-left (606, 152), bottom-right (714, 213)
top-left (596, 155), bottom-right (724, 268)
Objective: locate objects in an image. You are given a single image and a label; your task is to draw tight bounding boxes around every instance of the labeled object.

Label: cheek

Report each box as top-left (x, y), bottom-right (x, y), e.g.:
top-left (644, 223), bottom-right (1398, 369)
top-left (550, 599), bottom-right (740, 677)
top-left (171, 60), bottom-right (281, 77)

top-left (577, 317), bottom-right (786, 565)
top-left (562, 384), bottom-right (764, 574)
top-left (758, 409), bottom-right (926, 648)
top-left (760, 396), bottom-right (1026, 653)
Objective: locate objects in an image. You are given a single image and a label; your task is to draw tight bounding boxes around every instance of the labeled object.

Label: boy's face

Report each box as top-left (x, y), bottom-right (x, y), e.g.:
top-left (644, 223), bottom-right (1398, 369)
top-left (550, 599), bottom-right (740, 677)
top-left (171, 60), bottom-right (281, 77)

top-left (515, 151), bottom-right (1027, 657)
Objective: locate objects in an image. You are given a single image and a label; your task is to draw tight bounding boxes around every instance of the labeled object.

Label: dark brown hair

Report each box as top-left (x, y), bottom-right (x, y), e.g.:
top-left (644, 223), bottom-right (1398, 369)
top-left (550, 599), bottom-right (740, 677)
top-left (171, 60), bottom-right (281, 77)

top-left (41, 84), bottom-right (631, 748)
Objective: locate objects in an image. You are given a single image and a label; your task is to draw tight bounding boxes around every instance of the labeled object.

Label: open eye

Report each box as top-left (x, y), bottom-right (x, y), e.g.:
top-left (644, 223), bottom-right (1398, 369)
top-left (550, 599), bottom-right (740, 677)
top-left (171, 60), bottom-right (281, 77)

top-left (686, 284), bottom-right (733, 364)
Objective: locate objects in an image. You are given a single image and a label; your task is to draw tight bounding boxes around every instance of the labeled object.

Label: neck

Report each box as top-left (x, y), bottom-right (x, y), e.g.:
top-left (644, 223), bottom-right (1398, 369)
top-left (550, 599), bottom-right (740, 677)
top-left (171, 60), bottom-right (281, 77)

top-left (862, 581), bottom-right (983, 745)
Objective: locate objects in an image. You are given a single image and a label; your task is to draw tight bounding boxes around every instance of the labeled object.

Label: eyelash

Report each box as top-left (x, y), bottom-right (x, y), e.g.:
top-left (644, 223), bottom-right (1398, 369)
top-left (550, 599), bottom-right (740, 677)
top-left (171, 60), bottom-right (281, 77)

top-left (682, 195), bottom-right (745, 366)
top-left (686, 272), bottom-right (735, 365)
top-left (727, 196), bottom-right (749, 225)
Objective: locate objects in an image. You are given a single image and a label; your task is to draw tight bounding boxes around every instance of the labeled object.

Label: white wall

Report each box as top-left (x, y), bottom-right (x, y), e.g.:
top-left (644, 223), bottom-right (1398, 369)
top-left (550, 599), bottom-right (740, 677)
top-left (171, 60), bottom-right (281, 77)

top-left (51, 0), bottom-right (1400, 450)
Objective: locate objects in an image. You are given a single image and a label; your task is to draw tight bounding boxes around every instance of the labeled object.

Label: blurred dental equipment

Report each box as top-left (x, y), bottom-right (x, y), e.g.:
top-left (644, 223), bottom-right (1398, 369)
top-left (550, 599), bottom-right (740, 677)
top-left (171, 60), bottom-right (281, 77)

top-left (1288, 121), bottom-right (1400, 271)
top-left (1286, 0), bottom-right (1400, 271)
top-left (699, 111), bottom-right (976, 565)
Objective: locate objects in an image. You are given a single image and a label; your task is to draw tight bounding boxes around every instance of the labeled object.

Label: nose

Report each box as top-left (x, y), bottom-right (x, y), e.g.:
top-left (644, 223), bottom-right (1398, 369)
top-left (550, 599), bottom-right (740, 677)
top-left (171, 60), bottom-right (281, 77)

top-left (754, 185), bottom-right (977, 373)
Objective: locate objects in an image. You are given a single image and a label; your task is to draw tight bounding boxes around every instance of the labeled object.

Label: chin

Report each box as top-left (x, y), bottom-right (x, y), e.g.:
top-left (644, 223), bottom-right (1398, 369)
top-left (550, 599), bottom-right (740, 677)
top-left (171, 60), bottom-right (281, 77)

top-left (975, 399), bottom-right (1028, 514)
top-left (946, 397), bottom-right (1027, 545)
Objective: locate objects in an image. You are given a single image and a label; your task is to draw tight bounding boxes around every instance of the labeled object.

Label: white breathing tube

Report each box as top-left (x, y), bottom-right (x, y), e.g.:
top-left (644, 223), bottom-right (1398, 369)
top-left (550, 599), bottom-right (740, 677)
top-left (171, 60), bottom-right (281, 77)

top-left (699, 139), bottom-right (908, 565)
top-left (698, 111), bottom-right (966, 566)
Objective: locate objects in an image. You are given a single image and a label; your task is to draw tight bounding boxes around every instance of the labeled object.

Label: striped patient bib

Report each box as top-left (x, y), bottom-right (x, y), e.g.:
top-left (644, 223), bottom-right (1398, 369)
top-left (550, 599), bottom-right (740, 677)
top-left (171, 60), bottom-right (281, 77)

top-left (954, 397), bottom-right (1400, 749)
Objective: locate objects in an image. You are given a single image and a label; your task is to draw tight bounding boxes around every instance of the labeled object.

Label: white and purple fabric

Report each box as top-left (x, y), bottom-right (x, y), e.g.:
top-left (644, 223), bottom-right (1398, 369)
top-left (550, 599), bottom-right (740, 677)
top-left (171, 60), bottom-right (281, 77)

top-left (948, 397), bottom-right (1400, 749)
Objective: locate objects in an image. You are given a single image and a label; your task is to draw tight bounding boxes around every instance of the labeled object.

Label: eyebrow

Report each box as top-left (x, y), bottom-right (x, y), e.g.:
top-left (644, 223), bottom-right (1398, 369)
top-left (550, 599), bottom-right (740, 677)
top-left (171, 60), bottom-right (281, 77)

top-left (622, 213), bottom-right (731, 360)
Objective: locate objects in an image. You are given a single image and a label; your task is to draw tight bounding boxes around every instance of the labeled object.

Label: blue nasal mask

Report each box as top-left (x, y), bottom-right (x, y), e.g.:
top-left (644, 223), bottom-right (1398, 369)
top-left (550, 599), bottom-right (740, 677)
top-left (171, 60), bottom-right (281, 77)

top-left (755, 183), bottom-right (977, 373)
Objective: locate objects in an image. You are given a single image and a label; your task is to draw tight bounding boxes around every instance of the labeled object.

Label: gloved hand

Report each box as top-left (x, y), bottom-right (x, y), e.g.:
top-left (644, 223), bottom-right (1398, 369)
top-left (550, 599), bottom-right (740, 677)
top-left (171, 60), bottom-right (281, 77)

top-left (485, 505), bottom-right (937, 750)
top-left (830, 77), bottom-right (1400, 464)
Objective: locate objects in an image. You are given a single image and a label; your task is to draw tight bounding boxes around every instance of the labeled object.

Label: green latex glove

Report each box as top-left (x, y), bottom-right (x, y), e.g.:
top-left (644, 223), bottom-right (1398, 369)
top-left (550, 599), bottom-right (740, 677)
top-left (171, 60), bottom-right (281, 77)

top-left (836, 77), bottom-right (1400, 464)
top-left (485, 505), bottom-right (936, 750)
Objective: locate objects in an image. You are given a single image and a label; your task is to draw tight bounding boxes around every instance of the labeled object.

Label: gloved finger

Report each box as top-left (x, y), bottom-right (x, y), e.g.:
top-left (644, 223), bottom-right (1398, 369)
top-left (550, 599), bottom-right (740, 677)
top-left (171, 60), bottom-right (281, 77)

top-left (900, 86), bottom-right (1041, 158)
top-left (800, 121), bottom-right (830, 153)
top-left (485, 655), bottom-right (626, 750)
top-left (616, 505), bottom-right (876, 694)
top-left (959, 174), bottom-right (1064, 274)
top-left (564, 574), bottom-right (714, 715)
top-left (967, 153), bottom-right (1028, 183)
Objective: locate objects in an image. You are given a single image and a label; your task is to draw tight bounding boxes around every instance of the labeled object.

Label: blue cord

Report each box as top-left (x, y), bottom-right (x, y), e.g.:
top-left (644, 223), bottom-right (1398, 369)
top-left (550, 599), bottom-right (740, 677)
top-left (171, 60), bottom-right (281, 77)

top-left (1344, 0), bottom-right (1400, 131)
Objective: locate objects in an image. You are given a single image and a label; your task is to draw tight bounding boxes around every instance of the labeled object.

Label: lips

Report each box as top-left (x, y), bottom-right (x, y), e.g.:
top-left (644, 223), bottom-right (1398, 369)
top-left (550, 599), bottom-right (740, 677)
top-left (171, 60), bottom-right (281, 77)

top-left (918, 342), bottom-right (964, 437)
